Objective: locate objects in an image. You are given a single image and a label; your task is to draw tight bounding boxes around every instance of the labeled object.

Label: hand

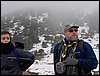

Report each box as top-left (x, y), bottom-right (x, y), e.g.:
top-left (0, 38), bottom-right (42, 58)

top-left (56, 62), bottom-right (66, 74)
top-left (63, 57), bottom-right (78, 66)
top-left (22, 71), bottom-right (31, 75)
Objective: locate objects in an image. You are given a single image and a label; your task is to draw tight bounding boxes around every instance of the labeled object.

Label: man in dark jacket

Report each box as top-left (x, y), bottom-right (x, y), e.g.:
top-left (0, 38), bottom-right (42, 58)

top-left (1, 31), bottom-right (35, 75)
top-left (54, 24), bottom-right (98, 75)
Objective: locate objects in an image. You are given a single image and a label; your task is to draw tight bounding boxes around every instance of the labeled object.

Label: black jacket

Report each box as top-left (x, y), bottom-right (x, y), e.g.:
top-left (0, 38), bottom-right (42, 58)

top-left (1, 48), bottom-right (35, 75)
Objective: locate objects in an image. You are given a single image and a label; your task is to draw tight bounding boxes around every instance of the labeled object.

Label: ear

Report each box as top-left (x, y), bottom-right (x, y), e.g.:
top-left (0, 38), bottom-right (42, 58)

top-left (63, 32), bottom-right (66, 36)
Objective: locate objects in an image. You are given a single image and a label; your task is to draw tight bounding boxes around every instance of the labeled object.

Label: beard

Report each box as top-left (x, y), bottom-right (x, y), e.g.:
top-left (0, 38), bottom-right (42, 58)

top-left (1, 42), bottom-right (14, 54)
top-left (71, 36), bottom-right (78, 41)
top-left (67, 36), bottom-right (78, 41)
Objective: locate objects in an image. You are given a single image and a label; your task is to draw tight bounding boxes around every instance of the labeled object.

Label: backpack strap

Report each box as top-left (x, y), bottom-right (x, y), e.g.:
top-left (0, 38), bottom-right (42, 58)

top-left (13, 48), bottom-right (20, 60)
top-left (77, 40), bottom-right (84, 52)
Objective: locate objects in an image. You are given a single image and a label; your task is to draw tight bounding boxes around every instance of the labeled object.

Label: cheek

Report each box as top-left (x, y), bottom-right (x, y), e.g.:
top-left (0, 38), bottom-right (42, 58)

top-left (1, 39), bottom-right (10, 43)
top-left (1, 40), bottom-right (3, 43)
top-left (64, 32), bottom-right (67, 36)
top-left (1, 40), bottom-right (5, 43)
top-left (64, 33), bottom-right (67, 37)
top-left (64, 33), bottom-right (71, 38)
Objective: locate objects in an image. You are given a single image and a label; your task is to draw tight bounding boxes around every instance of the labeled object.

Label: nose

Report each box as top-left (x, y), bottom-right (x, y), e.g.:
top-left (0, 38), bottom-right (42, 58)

top-left (3, 39), bottom-right (9, 43)
top-left (72, 32), bottom-right (76, 35)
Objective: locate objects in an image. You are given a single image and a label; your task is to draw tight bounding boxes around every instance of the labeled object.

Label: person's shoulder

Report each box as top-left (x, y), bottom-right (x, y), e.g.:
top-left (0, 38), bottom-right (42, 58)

top-left (54, 41), bottom-right (63, 50)
top-left (55, 41), bottom-right (62, 46)
top-left (78, 39), bottom-right (88, 44)
top-left (78, 39), bottom-right (91, 46)
top-left (56, 42), bottom-right (61, 45)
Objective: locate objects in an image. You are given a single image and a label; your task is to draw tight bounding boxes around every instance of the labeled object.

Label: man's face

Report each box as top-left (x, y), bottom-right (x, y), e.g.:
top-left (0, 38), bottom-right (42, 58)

top-left (1, 34), bottom-right (10, 43)
top-left (64, 28), bottom-right (78, 41)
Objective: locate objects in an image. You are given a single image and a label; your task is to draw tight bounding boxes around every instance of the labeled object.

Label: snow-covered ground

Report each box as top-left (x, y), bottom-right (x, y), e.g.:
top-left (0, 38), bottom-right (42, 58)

top-left (28, 36), bottom-right (55, 75)
top-left (28, 53), bottom-right (55, 75)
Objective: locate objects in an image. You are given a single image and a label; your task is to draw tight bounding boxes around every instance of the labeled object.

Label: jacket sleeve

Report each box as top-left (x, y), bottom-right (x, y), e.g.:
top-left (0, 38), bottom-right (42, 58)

top-left (77, 42), bottom-right (98, 71)
top-left (53, 43), bottom-right (61, 75)
top-left (17, 49), bottom-right (35, 71)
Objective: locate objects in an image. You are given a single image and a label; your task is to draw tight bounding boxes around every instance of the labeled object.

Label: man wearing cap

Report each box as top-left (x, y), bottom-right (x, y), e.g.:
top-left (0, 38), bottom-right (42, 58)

top-left (53, 24), bottom-right (98, 75)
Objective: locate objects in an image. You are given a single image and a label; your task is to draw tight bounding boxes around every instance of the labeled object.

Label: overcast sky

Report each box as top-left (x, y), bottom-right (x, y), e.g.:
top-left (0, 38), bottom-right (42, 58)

top-left (1, 1), bottom-right (99, 16)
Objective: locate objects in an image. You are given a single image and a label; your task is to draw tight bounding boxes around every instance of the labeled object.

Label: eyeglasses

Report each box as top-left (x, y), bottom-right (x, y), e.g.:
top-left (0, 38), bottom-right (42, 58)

top-left (1, 37), bottom-right (10, 40)
top-left (68, 29), bottom-right (78, 32)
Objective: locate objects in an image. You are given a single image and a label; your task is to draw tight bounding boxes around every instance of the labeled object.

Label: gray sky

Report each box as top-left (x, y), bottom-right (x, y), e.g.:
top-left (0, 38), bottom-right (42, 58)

top-left (1, 1), bottom-right (99, 16)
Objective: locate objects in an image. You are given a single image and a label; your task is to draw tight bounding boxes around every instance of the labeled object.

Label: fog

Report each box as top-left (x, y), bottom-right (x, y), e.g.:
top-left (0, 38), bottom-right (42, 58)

top-left (1, 1), bottom-right (99, 16)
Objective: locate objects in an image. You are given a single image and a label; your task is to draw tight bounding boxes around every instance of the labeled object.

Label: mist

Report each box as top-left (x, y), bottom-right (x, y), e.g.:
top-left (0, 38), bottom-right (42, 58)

top-left (1, 1), bottom-right (99, 16)
top-left (1, 1), bottom-right (99, 34)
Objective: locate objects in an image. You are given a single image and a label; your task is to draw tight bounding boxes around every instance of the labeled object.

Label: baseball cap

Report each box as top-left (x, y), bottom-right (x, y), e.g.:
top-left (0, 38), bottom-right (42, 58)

top-left (64, 24), bottom-right (79, 31)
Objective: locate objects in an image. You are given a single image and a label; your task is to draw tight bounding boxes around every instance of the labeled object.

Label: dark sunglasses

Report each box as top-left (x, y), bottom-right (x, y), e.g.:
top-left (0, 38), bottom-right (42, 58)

top-left (1, 37), bottom-right (10, 40)
top-left (68, 29), bottom-right (78, 32)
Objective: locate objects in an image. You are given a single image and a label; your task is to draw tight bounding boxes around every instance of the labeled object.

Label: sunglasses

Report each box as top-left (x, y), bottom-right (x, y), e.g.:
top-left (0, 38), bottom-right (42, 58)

top-left (68, 29), bottom-right (78, 32)
top-left (1, 37), bottom-right (10, 40)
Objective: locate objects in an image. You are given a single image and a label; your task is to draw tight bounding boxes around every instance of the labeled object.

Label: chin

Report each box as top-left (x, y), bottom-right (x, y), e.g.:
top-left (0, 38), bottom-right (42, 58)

top-left (1, 42), bottom-right (8, 44)
top-left (71, 38), bottom-right (78, 41)
top-left (72, 37), bottom-right (78, 40)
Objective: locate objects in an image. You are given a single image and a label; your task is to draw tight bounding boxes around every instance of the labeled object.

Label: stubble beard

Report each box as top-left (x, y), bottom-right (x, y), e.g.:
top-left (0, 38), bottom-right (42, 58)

top-left (67, 36), bottom-right (78, 41)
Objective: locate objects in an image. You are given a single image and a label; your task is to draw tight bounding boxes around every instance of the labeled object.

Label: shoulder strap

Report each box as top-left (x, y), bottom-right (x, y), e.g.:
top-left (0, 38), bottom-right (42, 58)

top-left (78, 40), bottom-right (84, 52)
top-left (54, 40), bottom-right (64, 62)
top-left (13, 48), bottom-right (20, 60)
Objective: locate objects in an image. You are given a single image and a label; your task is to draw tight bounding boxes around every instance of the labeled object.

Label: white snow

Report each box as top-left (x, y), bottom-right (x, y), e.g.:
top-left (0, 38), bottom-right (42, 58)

top-left (28, 53), bottom-right (55, 75)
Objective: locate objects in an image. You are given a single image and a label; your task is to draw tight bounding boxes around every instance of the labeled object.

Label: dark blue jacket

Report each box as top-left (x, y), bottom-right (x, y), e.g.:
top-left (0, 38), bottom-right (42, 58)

top-left (1, 48), bottom-right (35, 75)
top-left (54, 40), bottom-right (98, 75)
